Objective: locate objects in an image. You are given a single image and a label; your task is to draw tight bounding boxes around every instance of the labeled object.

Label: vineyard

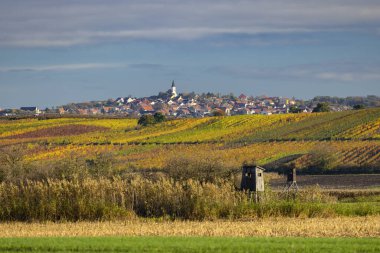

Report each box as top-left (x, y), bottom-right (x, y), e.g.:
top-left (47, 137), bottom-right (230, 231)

top-left (0, 109), bottom-right (380, 223)
top-left (0, 108), bottom-right (380, 172)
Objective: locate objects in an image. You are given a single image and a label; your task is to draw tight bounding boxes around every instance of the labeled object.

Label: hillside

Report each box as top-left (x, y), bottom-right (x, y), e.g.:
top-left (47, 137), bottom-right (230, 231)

top-left (1, 108), bottom-right (380, 173)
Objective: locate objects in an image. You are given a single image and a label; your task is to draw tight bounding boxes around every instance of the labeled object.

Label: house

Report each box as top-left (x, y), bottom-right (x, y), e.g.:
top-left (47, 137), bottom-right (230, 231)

top-left (176, 96), bottom-right (184, 103)
top-left (139, 103), bottom-right (154, 112)
top-left (20, 107), bottom-right (41, 115)
top-left (234, 102), bottom-right (247, 109)
top-left (234, 108), bottom-right (252, 115)
top-left (177, 108), bottom-right (191, 117)
top-left (89, 108), bottom-right (101, 115)
top-left (102, 106), bottom-right (114, 114)
top-left (260, 109), bottom-right (272, 115)
top-left (78, 109), bottom-right (89, 115)
top-left (188, 98), bottom-right (197, 106)
top-left (251, 109), bottom-right (261, 114)
top-left (0, 109), bottom-right (15, 116)
top-left (218, 107), bottom-right (231, 116)
top-left (116, 97), bottom-right (125, 105)
top-left (126, 97), bottom-right (135, 103)
top-left (156, 108), bottom-right (170, 115)
top-left (299, 106), bottom-right (313, 113)
top-left (238, 94), bottom-right (247, 102)
top-left (58, 107), bottom-right (66, 114)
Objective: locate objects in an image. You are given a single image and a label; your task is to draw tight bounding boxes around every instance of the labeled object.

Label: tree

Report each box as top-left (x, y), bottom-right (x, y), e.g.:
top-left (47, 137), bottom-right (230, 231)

top-left (228, 92), bottom-right (236, 100)
top-left (0, 146), bottom-right (31, 182)
top-left (165, 153), bottom-right (230, 183)
top-left (312, 102), bottom-right (330, 113)
top-left (212, 109), bottom-right (225, 117)
top-left (86, 153), bottom-right (114, 178)
top-left (138, 115), bottom-right (155, 126)
top-left (153, 112), bottom-right (166, 123)
top-left (289, 106), bottom-right (302, 113)
top-left (309, 144), bottom-right (338, 172)
top-left (353, 104), bottom-right (365, 110)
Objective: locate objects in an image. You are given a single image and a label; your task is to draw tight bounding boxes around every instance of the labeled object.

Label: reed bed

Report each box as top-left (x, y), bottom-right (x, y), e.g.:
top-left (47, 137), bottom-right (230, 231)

top-left (0, 177), bottom-right (378, 221)
top-left (0, 217), bottom-right (378, 238)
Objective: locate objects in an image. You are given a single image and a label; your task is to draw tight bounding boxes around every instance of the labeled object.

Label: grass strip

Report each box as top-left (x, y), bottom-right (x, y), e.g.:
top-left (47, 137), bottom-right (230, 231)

top-left (0, 237), bottom-right (379, 253)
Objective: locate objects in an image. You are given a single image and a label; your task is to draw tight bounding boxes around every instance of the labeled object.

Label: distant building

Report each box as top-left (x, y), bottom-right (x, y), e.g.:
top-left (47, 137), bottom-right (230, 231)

top-left (238, 94), bottom-right (247, 102)
top-left (171, 80), bottom-right (177, 98)
top-left (20, 107), bottom-right (41, 114)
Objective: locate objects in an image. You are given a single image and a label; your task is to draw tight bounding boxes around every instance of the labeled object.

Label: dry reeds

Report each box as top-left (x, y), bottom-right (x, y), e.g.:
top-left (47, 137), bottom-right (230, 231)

top-left (0, 217), bottom-right (378, 238)
top-left (0, 177), bottom-right (378, 222)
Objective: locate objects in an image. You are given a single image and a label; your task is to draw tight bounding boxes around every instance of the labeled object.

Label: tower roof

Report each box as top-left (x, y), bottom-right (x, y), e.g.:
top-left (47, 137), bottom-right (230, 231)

top-left (171, 80), bottom-right (175, 87)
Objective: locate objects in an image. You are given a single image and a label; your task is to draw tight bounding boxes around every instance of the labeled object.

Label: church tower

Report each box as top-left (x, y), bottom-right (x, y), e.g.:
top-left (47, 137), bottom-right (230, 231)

top-left (171, 80), bottom-right (177, 98)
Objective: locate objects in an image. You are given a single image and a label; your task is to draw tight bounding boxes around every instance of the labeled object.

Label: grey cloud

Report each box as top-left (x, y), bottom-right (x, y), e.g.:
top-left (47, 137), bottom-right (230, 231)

top-left (129, 63), bottom-right (165, 70)
top-left (0, 63), bottom-right (124, 72)
top-left (314, 72), bottom-right (380, 82)
top-left (207, 62), bottom-right (380, 82)
top-left (1, 0), bottom-right (380, 47)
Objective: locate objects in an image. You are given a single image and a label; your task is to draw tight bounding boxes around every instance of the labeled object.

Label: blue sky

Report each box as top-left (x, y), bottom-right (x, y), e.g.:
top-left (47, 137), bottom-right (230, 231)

top-left (1, 0), bottom-right (380, 108)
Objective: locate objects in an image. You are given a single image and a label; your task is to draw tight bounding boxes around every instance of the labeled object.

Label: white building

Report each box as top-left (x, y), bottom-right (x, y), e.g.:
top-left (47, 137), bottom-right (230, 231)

top-left (171, 80), bottom-right (177, 98)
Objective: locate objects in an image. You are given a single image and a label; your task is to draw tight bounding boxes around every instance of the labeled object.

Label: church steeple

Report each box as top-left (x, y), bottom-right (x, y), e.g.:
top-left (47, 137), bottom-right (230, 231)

top-left (171, 80), bottom-right (177, 98)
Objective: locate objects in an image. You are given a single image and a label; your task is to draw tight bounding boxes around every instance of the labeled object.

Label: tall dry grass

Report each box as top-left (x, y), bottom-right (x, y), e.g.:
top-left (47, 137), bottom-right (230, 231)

top-left (0, 177), bottom-right (378, 221)
top-left (0, 217), bottom-right (379, 238)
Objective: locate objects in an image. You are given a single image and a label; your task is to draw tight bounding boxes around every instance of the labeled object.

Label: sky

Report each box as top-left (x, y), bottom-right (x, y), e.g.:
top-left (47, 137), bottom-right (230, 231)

top-left (1, 0), bottom-right (380, 108)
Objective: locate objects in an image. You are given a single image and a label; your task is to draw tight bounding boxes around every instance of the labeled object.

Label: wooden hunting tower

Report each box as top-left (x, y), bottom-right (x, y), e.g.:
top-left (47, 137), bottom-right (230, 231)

top-left (287, 168), bottom-right (297, 183)
top-left (284, 167), bottom-right (299, 194)
top-left (241, 165), bottom-right (265, 192)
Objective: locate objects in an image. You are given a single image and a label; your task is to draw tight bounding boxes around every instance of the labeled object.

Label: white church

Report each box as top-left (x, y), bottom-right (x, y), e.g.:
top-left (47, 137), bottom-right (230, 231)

top-left (170, 80), bottom-right (177, 99)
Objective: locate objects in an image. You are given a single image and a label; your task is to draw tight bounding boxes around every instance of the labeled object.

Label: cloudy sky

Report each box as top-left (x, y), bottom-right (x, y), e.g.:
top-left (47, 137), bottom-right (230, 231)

top-left (1, 0), bottom-right (380, 108)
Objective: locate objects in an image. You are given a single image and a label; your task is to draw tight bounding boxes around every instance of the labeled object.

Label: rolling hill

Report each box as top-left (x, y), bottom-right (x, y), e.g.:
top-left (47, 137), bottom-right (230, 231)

top-left (1, 108), bottom-right (379, 172)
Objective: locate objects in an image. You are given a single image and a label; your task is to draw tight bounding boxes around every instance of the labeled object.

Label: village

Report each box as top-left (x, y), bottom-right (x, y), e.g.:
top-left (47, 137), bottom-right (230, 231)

top-left (0, 81), bottom-right (369, 118)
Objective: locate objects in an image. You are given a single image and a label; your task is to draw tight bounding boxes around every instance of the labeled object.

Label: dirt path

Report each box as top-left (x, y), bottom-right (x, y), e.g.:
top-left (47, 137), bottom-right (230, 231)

top-left (270, 174), bottom-right (380, 189)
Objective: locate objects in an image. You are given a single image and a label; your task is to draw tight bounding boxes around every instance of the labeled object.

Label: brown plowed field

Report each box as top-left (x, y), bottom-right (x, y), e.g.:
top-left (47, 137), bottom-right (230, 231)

top-left (270, 174), bottom-right (380, 189)
top-left (2, 125), bottom-right (109, 139)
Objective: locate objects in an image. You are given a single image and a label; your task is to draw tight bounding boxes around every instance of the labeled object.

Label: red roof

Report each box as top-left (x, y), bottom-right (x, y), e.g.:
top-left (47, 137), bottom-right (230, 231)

top-left (140, 103), bottom-right (154, 111)
top-left (239, 94), bottom-right (247, 99)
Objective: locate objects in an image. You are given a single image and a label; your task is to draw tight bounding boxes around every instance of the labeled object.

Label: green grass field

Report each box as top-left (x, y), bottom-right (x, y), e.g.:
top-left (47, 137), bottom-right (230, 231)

top-left (0, 237), bottom-right (379, 253)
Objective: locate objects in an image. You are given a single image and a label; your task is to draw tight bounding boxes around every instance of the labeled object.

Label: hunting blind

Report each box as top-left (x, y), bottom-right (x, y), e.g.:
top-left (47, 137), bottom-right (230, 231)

top-left (241, 165), bottom-right (265, 192)
top-left (284, 167), bottom-right (299, 195)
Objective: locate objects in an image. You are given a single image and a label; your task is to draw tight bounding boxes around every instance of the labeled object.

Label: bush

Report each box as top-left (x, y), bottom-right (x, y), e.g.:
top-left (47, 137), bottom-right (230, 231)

top-left (312, 103), bottom-right (330, 112)
top-left (138, 113), bottom-right (166, 126)
top-left (165, 153), bottom-right (232, 183)
top-left (211, 109), bottom-right (225, 117)
top-left (307, 144), bottom-right (339, 172)
top-left (153, 112), bottom-right (166, 123)
top-left (289, 106), bottom-right (302, 113)
top-left (86, 153), bottom-right (115, 178)
top-left (353, 104), bottom-right (365, 110)
top-left (0, 146), bottom-right (33, 183)
top-left (137, 115), bottom-right (155, 126)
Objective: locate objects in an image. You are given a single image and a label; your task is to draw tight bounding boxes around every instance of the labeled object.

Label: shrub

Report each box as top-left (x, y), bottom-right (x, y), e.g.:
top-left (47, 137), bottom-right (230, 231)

top-left (307, 144), bottom-right (339, 172)
top-left (137, 113), bottom-right (166, 126)
top-left (137, 115), bottom-right (156, 126)
top-left (165, 153), bottom-right (232, 183)
top-left (153, 112), bottom-right (166, 123)
top-left (353, 104), bottom-right (365, 110)
top-left (86, 153), bottom-right (115, 178)
top-left (0, 145), bottom-right (33, 183)
top-left (211, 109), bottom-right (225, 117)
top-left (312, 103), bottom-right (330, 113)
